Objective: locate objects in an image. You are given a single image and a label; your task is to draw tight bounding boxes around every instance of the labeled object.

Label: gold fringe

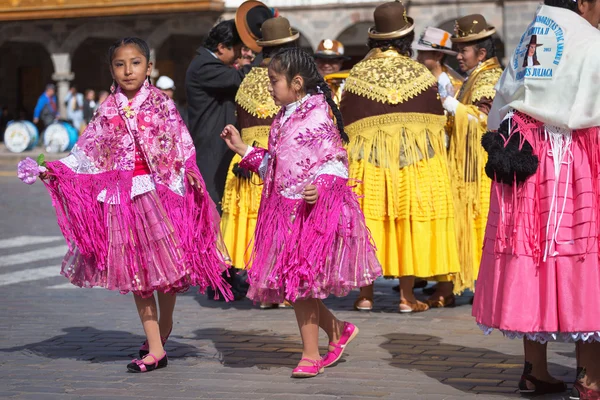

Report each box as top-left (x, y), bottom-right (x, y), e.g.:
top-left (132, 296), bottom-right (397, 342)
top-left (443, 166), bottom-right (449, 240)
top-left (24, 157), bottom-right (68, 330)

top-left (346, 112), bottom-right (448, 219)
top-left (235, 67), bottom-right (280, 119)
top-left (447, 104), bottom-right (491, 294)
top-left (344, 51), bottom-right (436, 105)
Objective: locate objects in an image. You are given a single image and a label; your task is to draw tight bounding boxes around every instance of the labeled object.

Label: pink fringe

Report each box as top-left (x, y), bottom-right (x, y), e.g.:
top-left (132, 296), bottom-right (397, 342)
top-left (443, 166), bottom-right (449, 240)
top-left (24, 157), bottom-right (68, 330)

top-left (44, 157), bottom-right (232, 300)
top-left (492, 111), bottom-right (600, 263)
top-left (245, 174), bottom-right (381, 303)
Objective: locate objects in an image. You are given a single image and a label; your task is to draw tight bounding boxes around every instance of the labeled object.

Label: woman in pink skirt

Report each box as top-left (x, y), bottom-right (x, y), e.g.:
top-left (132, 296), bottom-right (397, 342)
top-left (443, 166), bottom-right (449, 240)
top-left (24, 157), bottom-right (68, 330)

top-left (19, 38), bottom-right (232, 373)
top-left (473, 0), bottom-right (600, 397)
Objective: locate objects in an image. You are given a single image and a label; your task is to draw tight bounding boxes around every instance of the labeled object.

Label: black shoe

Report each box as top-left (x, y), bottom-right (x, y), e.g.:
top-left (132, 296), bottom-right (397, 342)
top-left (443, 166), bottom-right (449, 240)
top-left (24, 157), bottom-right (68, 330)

top-left (518, 362), bottom-right (567, 395)
top-left (127, 352), bottom-right (168, 373)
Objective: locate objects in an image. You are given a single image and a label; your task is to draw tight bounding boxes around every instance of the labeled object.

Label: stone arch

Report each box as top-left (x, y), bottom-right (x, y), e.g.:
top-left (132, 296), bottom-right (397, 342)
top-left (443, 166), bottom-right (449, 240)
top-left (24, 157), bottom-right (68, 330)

top-left (0, 24), bottom-right (59, 54)
top-left (61, 22), bottom-right (135, 55)
top-left (146, 16), bottom-right (216, 51)
top-left (335, 20), bottom-right (372, 64)
top-left (0, 41), bottom-right (54, 119)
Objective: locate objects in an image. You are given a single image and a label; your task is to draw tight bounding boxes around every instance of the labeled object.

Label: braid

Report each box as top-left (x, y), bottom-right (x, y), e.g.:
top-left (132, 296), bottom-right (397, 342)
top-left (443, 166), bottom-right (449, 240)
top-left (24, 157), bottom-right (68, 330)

top-left (270, 47), bottom-right (348, 143)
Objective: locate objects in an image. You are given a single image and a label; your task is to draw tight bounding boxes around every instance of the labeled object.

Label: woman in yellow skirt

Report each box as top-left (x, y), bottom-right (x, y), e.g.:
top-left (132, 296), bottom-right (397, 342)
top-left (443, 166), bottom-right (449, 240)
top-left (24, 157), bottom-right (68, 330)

top-left (340, 1), bottom-right (460, 313)
top-left (220, 17), bottom-right (298, 308)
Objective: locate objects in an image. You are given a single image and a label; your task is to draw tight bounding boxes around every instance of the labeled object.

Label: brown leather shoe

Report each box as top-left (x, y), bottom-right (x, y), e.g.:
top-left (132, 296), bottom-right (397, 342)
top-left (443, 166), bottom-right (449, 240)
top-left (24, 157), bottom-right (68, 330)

top-left (399, 299), bottom-right (429, 313)
top-left (426, 294), bottom-right (456, 308)
top-left (353, 296), bottom-right (373, 311)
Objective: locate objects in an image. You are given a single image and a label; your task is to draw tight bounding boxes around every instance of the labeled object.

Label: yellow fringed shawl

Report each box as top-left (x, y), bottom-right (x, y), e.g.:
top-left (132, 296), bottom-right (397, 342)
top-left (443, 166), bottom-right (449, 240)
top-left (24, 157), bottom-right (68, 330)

top-left (448, 57), bottom-right (502, 293)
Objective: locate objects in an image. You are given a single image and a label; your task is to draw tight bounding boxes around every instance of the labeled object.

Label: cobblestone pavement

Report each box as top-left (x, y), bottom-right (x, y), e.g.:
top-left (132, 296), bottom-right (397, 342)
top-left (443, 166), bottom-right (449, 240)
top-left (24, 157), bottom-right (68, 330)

top-left (0, 158), bottom-right (578, 400)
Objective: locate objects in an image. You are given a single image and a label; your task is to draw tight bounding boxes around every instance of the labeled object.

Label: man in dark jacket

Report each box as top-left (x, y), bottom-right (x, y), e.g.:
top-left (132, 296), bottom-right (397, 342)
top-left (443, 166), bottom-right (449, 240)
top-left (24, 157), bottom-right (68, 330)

top-left (186, 20), bottom-right (258, 213)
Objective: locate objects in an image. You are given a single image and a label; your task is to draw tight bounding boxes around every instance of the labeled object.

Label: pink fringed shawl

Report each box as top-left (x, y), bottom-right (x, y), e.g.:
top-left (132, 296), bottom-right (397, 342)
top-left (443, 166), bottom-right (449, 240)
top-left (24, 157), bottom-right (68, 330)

top-left (239, 94), bottom-right (380, 302)
top-left (44, 83), bottom-right (232, 299)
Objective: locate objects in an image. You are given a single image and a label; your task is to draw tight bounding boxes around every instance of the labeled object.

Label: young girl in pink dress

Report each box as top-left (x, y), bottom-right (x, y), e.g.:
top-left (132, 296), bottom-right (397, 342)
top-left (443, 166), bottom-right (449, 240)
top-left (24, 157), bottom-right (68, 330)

top-left (21, 37), bottom-right (232, 373)
top-left (473, 0), bottom-right (600, 397)
top-left (221, 47), bottom-right (382, 378)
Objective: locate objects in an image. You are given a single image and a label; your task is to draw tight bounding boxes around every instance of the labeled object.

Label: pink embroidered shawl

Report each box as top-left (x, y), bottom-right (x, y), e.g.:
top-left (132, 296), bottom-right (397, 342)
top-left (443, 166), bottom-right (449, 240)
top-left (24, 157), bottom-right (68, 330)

top-left (44, 83), bottom-right (231, 298)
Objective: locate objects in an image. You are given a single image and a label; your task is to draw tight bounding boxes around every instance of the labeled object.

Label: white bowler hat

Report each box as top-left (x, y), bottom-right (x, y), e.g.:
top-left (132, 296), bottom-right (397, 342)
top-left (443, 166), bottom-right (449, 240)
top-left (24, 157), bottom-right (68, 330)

top-left (156, 76), bottom-right (175, 90)
top-left (413, 26), bottom-right (457, 56)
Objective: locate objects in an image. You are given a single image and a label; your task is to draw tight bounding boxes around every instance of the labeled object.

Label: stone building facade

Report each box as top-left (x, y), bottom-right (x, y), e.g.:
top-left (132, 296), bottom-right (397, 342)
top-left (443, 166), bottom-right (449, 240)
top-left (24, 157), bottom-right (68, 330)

top-left (0, 0), bottom-right (540, 121)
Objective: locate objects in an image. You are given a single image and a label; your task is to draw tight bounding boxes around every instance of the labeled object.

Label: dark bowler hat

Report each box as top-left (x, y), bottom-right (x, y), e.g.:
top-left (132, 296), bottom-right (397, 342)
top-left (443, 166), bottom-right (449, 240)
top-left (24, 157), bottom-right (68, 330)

top-left (255, 17), bottom-right (299, 47)
top-left (368, 1), bottom-right (414, 40)
top-left (452, 14), bottom-right (495, 43)
top-left (528, 34), bottom-right (543, 47)
top-left (235, 0), bottom-right (274, 53)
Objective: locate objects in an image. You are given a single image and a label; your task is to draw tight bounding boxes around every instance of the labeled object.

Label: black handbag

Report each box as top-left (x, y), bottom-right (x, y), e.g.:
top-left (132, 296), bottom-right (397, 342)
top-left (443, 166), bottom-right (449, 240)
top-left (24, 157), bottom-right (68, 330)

top-left (481, 118), bottom-right (539, 185)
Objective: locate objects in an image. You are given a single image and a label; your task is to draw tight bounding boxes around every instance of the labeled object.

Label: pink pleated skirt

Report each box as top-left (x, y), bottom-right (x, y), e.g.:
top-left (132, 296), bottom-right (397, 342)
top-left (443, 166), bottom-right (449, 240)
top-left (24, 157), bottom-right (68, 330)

top-left (473, 113), bottom-right (600, 343)
top-left (62, 190), bottom-right (198, 298)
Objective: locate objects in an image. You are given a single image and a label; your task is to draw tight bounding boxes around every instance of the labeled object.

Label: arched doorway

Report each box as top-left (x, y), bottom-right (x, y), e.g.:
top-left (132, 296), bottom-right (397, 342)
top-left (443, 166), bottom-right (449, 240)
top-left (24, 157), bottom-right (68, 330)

top-left (336, 21), bottom-right (372, 70)
top-left (155, 34), bottom-right (204, 105)
top-left (72, 37), bottom-right (119, 96)
top-left (0, 41), bottom-right (54, 121)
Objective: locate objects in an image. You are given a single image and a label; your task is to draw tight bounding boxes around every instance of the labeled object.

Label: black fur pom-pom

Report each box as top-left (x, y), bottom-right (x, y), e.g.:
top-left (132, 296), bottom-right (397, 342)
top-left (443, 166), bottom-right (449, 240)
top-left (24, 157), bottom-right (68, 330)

top-left (481, 118), bottom-right (538, 185)
top-left (232, 163), bottom-right (252, 179)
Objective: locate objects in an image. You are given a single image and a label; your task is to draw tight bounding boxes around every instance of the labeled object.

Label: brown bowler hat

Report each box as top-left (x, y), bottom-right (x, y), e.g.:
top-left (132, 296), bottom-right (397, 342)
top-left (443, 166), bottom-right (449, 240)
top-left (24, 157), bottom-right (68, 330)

top-left (255, 17), bottom-right (299, 47)
top-left (235, 0), bottom-right (274, 53)
top-left (452, 14), bottom-right (495, 43)
top-left (368, 1), bottom-right (414, 40)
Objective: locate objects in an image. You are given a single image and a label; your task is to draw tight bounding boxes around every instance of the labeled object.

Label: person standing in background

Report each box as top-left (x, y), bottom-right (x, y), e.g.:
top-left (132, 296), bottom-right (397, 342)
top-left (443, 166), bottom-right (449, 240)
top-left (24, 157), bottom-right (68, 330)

top-left (33, 83), bottom-right (58, 131)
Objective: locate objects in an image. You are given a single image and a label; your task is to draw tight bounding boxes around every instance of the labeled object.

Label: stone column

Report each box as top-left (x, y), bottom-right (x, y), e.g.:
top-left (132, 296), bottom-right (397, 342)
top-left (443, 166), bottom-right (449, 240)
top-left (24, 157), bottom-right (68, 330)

top-left (50, 53), bottom-right (74, 119)
top-left (150, 48), bottom-right (159, 84)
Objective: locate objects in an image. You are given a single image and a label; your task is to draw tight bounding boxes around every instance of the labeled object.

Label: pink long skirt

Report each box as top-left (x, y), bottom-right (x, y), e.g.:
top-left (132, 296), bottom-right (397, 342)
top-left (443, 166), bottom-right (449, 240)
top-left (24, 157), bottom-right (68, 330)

top-left (62, 190), bottom-right (199, 298)
top-left (473, 112), bottom-right (600, 343)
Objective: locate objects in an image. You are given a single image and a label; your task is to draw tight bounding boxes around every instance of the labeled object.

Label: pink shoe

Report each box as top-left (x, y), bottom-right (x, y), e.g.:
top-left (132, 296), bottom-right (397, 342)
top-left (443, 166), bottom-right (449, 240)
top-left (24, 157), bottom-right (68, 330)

top-left (291, 358), bottom-right (324, 378)
top-left (321, 322), bottom-right (359, 368)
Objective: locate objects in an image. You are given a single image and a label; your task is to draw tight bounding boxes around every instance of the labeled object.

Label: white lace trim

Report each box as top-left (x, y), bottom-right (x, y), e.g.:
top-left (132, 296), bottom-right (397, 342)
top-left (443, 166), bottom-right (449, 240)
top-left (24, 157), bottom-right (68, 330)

top-left (97, 175), bottom-right (156, 203)
top-left (258, 153), bottom-right (270, 180)
top-left (478, 323), bottom-right (600, 344)
top-left (60, 145), bottom-right (100, 174)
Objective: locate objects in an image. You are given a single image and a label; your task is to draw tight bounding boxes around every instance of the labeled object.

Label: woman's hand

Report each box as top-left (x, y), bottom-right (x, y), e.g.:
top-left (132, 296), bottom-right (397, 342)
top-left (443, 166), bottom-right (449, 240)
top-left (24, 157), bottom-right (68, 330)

top-left (220, 124), bottom-right (248, 157)
top-left (302, 185), bottom-right (318, 204)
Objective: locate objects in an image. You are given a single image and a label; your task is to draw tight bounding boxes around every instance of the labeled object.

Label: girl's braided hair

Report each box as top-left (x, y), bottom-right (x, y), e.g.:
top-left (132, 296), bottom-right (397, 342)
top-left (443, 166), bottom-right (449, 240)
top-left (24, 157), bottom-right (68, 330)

top-left (269, 47), bottom-right (349, 143)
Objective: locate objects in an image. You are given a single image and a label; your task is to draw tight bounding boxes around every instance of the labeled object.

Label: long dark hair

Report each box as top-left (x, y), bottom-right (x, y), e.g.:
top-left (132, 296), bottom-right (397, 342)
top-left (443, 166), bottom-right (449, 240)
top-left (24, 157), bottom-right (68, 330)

top-left (108, 37), bottom-right (151, 64)
top-left (269, 47), bottom-right (348, 143)
top-left (368, 32), bottom-right (415, 58)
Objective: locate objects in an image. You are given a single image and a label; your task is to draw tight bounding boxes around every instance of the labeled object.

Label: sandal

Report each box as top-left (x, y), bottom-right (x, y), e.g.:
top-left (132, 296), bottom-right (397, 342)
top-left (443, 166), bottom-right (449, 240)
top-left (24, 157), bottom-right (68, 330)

top-left (518, 362), bottom-right (567, 395)
top-left (426, 294), bottom-right (456, 308)
top-left (127, 352), bottom-right (168, 373)
top-left (399, 299), bottom-right (429, 313)
top-left (353, 296), bottom-right (373, 311)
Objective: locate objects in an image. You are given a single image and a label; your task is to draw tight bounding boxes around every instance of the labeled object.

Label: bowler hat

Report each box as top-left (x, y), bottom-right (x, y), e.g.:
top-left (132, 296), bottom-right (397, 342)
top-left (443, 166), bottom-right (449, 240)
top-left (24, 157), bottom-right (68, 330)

top-left (235, 0), bottom-right (274, 52)
top-left (255, 17), bottom-right (299, 47)
top-left (368, 1), bottom-right (414, 40)
top-left (452, 14), bottom-right (495, 43)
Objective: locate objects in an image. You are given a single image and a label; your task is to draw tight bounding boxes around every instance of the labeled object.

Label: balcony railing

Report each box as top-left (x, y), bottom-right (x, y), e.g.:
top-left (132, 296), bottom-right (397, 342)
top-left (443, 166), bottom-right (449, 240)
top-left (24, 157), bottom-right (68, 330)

top-left (0, 0), bottom-right (224, 21)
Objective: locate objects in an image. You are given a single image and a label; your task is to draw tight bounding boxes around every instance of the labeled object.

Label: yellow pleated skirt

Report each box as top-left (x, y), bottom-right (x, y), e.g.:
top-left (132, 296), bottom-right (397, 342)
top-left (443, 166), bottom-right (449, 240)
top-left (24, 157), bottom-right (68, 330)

top-left (220, 126), bottom-right (270, 268)
top-left (346, 113), bottom-right (461, 279)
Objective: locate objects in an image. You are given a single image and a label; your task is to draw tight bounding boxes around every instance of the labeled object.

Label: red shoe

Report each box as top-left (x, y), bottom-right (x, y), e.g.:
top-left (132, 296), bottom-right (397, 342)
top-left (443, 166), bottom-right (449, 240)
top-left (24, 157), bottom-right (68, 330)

top-left (321, 322), bottom-right (359, 368)
top-left (571, 382), bottom-right (600, 400)
top-left (291, 358), bottom-right (324, 378)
